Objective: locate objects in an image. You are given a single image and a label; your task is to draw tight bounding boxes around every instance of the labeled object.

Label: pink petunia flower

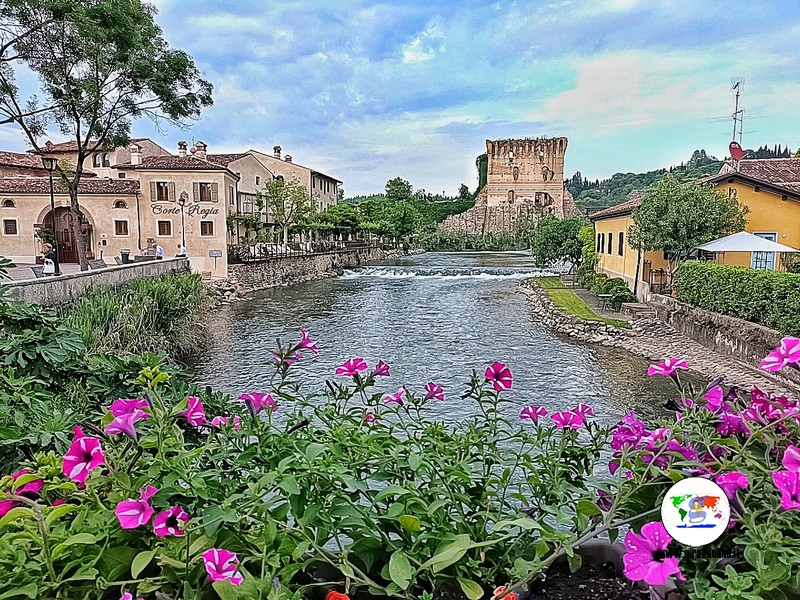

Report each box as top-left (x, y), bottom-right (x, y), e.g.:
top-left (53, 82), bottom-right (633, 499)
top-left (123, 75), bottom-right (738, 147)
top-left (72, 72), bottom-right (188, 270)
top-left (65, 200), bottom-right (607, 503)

top-left (647, 358), bottom-right (688, 378)
top-left (201, 548), bottom-right (244, 586)
top-left (424, 381), bottom-right (445, 402)
top-left (298, 328), bottom-right (319, 354)
top-left (519, 405), bottom-right (547, 423)
top-left (383, 388), bottom-right (406, 406)
top-left (782, 445), bottom-right (800, 472)
top-left (152, 505), bottom-right (190, 538)
top-left (273, 351), bottom-right (301, 368)
top-left (622, 522), bottom-right (683, 585)
top-left (772, 471), bottom-right (800, 511)
top-left (702, 386), bottom-right (725, 413)
top-left (0, 470), bottom-right (45, 517)
top-left (114, 486), bottom-right (158, 529)
top-left (485, 361), bottom-right (513, 391)
top-left (364, 411), bottom-right (379, 425)
top-left (108, 398), bottom-right (149, 417)
top-left (211, 416), bottom-right (242, 430)
top-left (573, 403), bottom-right (594, 419)
top-left (120, 592), bottom-right (145, 600)
top-left (178, 397), bottom-right (206, 427)
top-left (62, 426), bottom-right (105, 486)
top-left (374, 360), bottom-right (391, 377)
top-left (105, 409), bottom-right (149, 440)
top-left (716, 412), bottom-right (751, 437)
top-left (611, 413), bottom-right (647, 450)
top-left (715, 472), bottom-right (749, 501)
top-left (596, 489), bottom-right (613, 512)
top-left (335, 358), bottom-right (368, 377)
top-left (239, 392), bottom-right (277, 418)
top-left (760, 337), bottom-right (800, 372)
top-left (551, 410), bottom-right (584, 429)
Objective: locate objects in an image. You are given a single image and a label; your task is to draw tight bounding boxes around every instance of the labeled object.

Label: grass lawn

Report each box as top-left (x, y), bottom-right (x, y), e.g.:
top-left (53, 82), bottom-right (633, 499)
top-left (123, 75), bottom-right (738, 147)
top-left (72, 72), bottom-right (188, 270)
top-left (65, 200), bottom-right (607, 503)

top-left (534, 276), bottom-right (631, 329)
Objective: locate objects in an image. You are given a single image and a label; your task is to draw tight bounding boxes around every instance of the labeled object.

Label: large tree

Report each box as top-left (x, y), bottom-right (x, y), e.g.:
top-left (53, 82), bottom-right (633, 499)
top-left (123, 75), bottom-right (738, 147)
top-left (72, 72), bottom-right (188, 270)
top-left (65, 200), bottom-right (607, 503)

top-left (530, 215), bottom-right (586, 271)
top-left (0, 0), bottom-right (212, 269)
top-left (259, 178), bottom-right (314, 246)
top-left (628, 175), bottom-right (748, 281)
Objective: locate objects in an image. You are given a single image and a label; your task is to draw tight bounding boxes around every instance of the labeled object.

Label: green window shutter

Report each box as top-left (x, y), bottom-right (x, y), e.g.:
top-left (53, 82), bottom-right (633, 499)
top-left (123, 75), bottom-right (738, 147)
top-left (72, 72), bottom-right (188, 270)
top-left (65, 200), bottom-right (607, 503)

top-left (150, 181), bottom-right (157, 202)
top-left (211, 183), bottom-right (218, 202)
top-left (168, 182), bottom-right (176, 202)
top-left (193, 182), bottom-right (200, 202)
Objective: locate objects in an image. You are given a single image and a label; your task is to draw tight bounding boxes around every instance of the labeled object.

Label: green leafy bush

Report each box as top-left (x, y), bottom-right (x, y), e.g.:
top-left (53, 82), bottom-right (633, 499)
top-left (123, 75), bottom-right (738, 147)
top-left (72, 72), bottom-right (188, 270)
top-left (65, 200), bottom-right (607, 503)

top-left (676, 262), bottom-right (800, 336)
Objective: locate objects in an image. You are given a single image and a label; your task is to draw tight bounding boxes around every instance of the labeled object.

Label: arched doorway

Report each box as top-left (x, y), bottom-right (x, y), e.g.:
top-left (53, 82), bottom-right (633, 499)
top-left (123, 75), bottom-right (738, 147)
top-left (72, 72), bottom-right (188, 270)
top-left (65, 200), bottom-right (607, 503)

top-left (42, 207), bottom-right (93, 263)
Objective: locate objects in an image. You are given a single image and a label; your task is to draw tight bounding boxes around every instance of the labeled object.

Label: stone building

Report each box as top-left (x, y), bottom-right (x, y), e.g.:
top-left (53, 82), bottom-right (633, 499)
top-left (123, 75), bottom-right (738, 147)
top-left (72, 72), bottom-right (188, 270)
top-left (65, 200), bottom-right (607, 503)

top-left (441, 136), bottom-right (580, 234)
top-left (0, 138), bottom-right (342, 279)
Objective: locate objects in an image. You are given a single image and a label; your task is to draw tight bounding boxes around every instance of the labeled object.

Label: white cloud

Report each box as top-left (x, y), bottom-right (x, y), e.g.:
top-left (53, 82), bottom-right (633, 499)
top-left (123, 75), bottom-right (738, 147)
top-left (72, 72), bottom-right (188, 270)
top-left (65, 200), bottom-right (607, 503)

top-left (401, 22), bottom-right (445, 64)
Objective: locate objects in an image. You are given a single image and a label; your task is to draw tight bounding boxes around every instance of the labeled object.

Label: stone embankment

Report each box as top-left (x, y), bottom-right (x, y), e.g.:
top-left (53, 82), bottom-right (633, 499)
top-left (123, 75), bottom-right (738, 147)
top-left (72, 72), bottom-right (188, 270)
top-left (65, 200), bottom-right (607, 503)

top-left (519, 279), bottom-right (795, 396)
top-left (210, 247), bottom-right (419, 306)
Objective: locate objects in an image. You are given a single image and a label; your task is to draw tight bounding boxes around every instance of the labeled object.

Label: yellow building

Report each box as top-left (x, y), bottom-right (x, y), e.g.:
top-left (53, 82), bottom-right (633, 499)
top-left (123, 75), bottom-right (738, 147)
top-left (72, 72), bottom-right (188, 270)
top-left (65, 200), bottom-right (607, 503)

top-left (589, 192), bottom-right (669, 300)
top-left (701, 158), bottom-right (800, 270)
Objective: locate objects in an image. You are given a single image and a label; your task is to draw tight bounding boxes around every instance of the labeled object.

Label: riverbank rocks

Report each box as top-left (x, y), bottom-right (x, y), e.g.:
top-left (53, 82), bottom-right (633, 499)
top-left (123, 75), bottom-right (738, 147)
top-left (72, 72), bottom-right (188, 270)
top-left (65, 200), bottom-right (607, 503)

top-left (518, 279), bottom-right (794, 396)
top-left (210, 278), bottom-right (247, 306)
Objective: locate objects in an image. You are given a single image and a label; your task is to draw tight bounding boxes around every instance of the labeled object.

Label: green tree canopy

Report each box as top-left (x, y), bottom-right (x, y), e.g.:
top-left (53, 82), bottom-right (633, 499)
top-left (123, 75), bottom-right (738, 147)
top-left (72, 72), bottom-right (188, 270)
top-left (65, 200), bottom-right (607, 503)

top-left (530, 215), bottom-right (587, 271)
top-left (0, 0), bottom-right (213, 268)
top-left (259, 178), bottom-right (313, 245)
top-left (628, 176), bottom-right (749, 278)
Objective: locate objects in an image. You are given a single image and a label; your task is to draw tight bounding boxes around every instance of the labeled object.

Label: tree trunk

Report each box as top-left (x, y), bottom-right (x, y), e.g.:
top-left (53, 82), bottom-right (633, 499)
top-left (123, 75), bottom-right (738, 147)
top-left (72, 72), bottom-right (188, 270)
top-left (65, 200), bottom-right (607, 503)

top-left (282, 225), bottom-right (288, 246)
top-left (67, 183), bottom-right (89, 271)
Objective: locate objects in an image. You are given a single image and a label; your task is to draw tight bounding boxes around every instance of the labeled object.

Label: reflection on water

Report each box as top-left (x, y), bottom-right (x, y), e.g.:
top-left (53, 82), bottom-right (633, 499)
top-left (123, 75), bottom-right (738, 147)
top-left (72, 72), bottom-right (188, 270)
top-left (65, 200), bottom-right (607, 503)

top-left (190, 251), bottom-right (688, 425)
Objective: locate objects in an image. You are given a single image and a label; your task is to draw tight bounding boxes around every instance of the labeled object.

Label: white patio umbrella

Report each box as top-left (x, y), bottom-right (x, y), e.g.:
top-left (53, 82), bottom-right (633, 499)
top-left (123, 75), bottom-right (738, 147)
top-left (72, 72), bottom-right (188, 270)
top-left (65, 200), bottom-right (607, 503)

top-left (696, 231), bottom-right (799, 254)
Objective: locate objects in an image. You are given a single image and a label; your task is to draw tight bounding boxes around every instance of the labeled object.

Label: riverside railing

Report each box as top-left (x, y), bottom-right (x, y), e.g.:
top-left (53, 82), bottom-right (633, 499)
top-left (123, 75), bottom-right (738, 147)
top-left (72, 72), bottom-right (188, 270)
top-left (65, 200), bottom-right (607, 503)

top-left (227, 239), bottom-right (382, 264)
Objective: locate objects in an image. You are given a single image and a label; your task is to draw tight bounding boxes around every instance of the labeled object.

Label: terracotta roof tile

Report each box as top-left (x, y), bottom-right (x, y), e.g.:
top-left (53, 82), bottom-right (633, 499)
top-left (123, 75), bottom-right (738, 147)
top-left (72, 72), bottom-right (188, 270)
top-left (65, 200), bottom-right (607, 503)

top-left (588, 191), bottom-right (645, 220)
top-left (0, 177), bottom-right (139, 195)
top-left (0, 151), bottom-right (48, 169)
top-left (116, 155), bottom-right (236, 176)
top-left (734, 158), bottom-right (800, 185)
top-left (206, 153), bottom-right (248, 166)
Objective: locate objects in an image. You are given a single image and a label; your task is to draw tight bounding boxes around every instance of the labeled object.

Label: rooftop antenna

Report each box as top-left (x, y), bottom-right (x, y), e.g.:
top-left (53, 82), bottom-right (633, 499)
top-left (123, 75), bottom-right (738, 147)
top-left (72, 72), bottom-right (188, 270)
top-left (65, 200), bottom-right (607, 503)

top-left (731, 77), bottom-right (745, 145)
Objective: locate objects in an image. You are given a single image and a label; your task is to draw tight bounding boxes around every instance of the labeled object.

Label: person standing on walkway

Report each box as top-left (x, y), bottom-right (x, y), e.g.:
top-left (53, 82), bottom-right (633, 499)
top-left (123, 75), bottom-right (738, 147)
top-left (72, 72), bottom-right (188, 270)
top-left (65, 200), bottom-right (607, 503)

top-left (42, 243), bottom-right (59, 276)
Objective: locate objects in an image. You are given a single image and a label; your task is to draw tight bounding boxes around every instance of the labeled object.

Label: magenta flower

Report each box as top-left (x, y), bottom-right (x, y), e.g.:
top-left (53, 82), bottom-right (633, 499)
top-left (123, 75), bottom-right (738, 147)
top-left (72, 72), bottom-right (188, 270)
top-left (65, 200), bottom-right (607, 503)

top-left (298, 328), bottom-right (319, 354)
top-left (611, 413), bottom-right (646, 450)
top-left (114, 486), bottom-right (158, 529)
top-left (178, 396), bottom-right (206, 427)
top-left (120, 592), bottom-right (145, 600)
top-left (647, 358), bottom-right (688, 377)
top-left (273, 351), bottom-right (301, 368)
top-left (551, 410), bottom-right (584, 429)
top-left (108, 398), bottom-right (149, 417)
top-left (383, 388), bottom-right (406, 406)
top-left (335, 358), bottom-right (368, 377)
top-left (374, 360), bottom-right (391, 377)
top-left (153, 505), bottom-right (190, 538)
top-left (485, 361), bottom-right (513, 391)
top-left (105, 409), bottom-right (149, 440)
top-left (597, 489), bottom-right (613, 512)
top-left (715, 472), bottom-right (749, 500)
top-left (702, 386), bottom-right (725, 413)
top-left (716, 412), bottom-right (750, 437)
top-left (62, 426), bottom-right (105, 486)
top-left (623, 522), bottom-right (683, 585)
top-left (573, 403), bottom-right (594, 419)
top-left (364, 411), bottom-right (379, 425)
top-left (782, 445), bottom-right (800, 472)
top-left (760, 337), bottom-right (800, 371)
top-left (211, 416), bottom-right (242, 430)
top-left (239, 392), bottom-right (277, 418)
top-left (772, 471), bottom-right (800, 510)
top-left (519, 405), bottom-right (547, 423)
top-left (0, 470), bottom-right (45, 517)
top-left (201, 548), bottom-right (244, 586)
top-left (424, 381), bottom-right (445, 402)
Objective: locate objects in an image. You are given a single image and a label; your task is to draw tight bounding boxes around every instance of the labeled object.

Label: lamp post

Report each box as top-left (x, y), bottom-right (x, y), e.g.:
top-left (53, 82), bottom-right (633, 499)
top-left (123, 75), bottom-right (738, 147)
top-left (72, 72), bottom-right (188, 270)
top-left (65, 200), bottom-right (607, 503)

top-left (177, 191), bottom-right (187, 251)
top-left (40, 156), bottom-right (61, 274)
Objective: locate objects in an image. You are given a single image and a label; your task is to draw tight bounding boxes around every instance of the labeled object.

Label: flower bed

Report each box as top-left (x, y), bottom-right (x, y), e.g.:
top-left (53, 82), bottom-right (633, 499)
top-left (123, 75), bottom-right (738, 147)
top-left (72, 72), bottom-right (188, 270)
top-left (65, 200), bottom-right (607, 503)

top-left (2, 329), bottom-right (800, 599)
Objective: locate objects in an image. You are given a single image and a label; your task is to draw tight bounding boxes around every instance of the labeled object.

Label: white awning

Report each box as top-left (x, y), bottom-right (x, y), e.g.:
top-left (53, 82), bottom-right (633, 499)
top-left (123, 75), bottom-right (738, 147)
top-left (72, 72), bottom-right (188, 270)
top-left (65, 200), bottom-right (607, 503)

top-left (696, 231), bottom-right (800, 253)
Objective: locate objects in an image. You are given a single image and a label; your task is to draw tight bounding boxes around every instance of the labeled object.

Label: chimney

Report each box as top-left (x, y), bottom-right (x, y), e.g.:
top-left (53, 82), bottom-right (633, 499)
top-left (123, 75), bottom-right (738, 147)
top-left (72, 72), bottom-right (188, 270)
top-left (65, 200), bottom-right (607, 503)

top-left (284, 155), bottom-right (292, 163)
top-left (129, 143), bottom-right (141, 165)
top-left (273, 145), bottom-right (281, 159)
top-left (194, 140), bottom-right (207, 160)
top-left (178, 141), bottom-right (187, 157)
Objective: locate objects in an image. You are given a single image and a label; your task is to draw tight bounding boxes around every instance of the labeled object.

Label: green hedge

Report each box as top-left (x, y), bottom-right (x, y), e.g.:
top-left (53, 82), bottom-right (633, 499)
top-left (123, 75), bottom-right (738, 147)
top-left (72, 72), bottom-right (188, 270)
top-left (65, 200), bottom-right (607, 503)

top-left (676, 261), bottom-right (800, 336)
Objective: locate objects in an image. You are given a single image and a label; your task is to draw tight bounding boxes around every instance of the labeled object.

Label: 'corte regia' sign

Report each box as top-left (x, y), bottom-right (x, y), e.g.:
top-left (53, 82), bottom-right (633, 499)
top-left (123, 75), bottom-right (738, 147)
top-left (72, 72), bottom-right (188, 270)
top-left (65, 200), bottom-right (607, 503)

top-left (151, 204), bottom-right (220, 218)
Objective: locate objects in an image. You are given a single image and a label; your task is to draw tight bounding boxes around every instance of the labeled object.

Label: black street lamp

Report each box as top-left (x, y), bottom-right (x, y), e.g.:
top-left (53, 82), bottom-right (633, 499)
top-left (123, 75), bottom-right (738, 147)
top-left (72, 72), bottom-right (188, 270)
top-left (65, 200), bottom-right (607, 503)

top-left (177, 191), bottom-right (187, 251)
top-left (40, 155), bottom-right (61, 274)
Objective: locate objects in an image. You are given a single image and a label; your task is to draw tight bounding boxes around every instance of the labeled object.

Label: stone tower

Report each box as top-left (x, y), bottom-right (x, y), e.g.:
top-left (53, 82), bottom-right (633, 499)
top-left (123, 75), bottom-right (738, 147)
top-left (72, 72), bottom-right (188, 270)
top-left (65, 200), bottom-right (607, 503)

top-left (481, 137), bottom-right (568, 209)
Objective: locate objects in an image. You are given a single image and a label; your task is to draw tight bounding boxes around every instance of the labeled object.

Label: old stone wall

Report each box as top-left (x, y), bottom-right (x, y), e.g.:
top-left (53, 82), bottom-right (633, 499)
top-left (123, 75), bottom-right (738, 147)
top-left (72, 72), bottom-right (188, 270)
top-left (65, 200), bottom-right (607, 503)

top-left (649, 294), bottom-right (800, 387)
top-left (227, 247), bottom-right (394, 294)
top-left (6, 257), bottom-right (190, 306)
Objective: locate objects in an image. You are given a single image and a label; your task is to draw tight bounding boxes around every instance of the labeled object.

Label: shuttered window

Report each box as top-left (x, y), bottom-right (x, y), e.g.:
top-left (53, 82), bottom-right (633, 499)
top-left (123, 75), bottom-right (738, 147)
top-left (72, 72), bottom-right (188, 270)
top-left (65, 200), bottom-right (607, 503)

top-left (200, 221), bottom-right (214, 236)
top-left (2, 219), bottom-right (17, 235)
top-left (194, 182), bottom-right (218, 202)
top-left (157, 220), bottom-right (172, 236)
top-left (150, 181), bottom-right (174, 202)
top-left (114, 220), bottom-right (129, 236)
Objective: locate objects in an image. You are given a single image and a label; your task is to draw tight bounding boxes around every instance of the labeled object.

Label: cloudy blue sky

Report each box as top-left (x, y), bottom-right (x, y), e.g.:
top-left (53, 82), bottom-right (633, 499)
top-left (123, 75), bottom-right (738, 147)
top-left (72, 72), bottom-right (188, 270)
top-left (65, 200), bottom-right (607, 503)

top-left (5, 0), bottom-right (800, 197)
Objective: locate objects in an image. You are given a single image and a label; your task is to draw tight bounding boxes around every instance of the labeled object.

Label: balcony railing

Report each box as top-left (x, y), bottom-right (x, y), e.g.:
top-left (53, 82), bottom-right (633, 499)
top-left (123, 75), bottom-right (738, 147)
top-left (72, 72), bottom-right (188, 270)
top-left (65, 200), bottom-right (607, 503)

top-left (227, 239), bottom-right (381, 264)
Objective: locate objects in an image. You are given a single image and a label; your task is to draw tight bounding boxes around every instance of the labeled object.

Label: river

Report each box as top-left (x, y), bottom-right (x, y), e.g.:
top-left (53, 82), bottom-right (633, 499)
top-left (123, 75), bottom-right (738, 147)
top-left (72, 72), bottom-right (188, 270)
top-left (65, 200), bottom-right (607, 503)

top-left (192, 251), bottom-right (681, 425)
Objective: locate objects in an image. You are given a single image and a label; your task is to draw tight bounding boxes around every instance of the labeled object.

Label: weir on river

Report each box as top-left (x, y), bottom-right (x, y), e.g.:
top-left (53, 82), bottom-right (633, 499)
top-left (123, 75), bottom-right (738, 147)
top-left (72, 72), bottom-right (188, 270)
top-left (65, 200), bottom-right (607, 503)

top-left (192, 251), bottom-right (681, 424)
